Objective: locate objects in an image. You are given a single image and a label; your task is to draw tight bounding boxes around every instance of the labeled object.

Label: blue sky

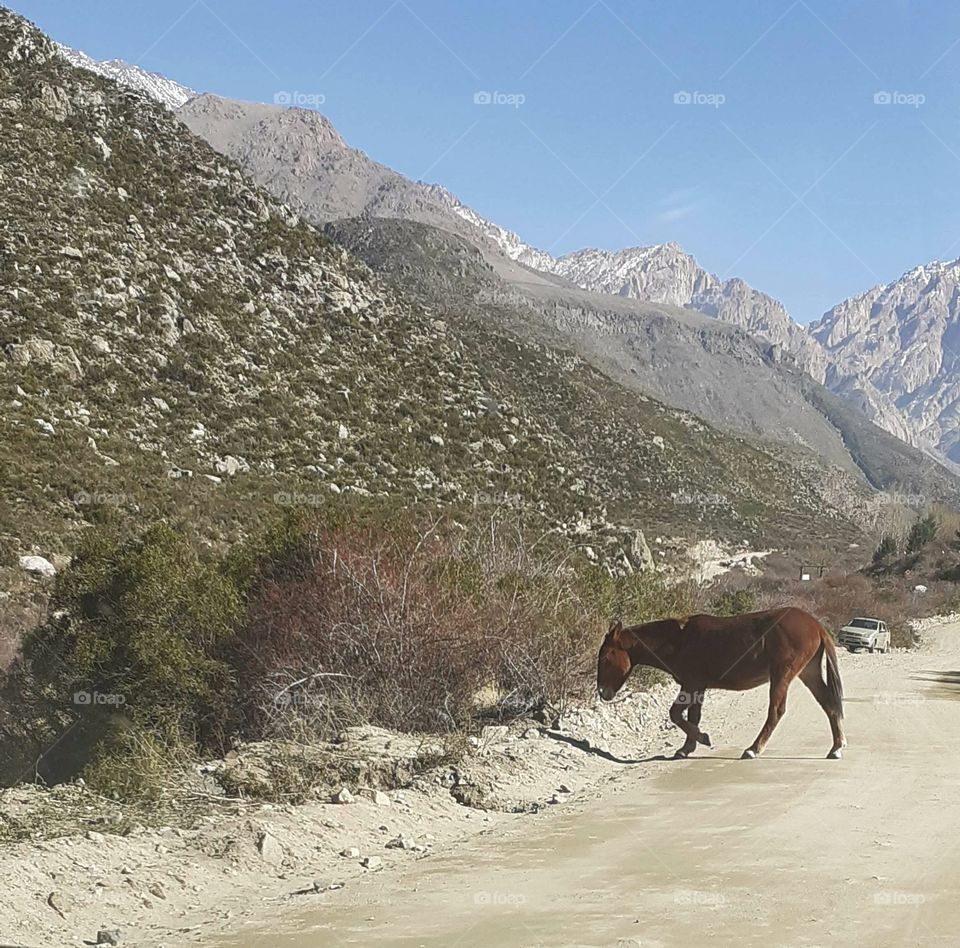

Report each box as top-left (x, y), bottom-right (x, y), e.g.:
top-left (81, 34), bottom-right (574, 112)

top-left (13, 0), bottom-right (960, 322)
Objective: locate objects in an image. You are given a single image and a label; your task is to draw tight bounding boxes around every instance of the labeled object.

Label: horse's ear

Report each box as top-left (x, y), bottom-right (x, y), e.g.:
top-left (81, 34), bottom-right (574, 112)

top-left (608, 619), bottom-right (624, 638)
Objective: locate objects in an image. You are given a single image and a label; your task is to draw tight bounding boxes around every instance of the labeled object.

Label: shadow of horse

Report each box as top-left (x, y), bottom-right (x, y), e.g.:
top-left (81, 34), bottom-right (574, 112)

top-left (542, 729), bottom-right (663, 765)
top-left (911, 670), bottom-right (960, 692)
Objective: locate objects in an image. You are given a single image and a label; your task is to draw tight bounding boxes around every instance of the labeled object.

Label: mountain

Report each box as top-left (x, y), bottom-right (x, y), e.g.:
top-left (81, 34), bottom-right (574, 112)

top-left (325, 215), bottom-right (960, 512)
top-left (53, 42), bottom-right (960, 473)
top-left (55, 43), bottom-right (195, 110)
top-left (515, 244), bottom-right (829, 383)
top-left (812, 259), bottom-right (960, 464)
top-left (1, 2), bottom-right (895, 614)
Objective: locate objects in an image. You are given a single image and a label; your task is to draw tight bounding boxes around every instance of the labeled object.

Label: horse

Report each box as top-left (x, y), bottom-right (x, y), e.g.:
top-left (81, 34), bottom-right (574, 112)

top-left (596, 607), bottom-right (845, 759)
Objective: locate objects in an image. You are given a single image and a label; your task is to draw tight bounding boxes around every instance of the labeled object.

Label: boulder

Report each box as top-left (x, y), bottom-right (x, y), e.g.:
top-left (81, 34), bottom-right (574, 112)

top-left (19, 554), bottom-right (56, 578)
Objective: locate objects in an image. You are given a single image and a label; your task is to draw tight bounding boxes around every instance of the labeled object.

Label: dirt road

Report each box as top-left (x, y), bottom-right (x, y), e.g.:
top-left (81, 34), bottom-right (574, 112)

top-left (214, 620), bottom-right (960, 948)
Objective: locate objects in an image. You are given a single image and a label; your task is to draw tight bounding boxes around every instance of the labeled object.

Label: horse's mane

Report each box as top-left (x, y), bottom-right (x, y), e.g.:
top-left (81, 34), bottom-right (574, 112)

top-left (622, 617), bottom-right (685, 646)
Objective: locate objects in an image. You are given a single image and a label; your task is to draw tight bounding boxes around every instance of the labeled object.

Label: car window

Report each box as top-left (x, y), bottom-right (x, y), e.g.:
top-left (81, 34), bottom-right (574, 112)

top-left (850, 618), bottom-right (878, 630)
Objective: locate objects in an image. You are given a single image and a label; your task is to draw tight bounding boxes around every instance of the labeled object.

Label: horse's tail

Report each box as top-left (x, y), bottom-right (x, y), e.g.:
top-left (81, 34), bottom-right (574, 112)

top-left (821, 630), bottom-right (844, 719)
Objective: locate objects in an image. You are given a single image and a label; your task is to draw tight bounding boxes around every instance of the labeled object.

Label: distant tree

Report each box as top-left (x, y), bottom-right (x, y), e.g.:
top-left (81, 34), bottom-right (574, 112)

top-left (906, 513), bottom-right (938, 554)
top-left (949, 529), bottom-right (960, 554)
top-left (873, 533), bottom-right (899, 564)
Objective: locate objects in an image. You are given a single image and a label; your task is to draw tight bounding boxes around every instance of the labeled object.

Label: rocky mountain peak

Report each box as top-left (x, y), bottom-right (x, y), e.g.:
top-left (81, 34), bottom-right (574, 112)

top-left (54, 41), bottom-right (195, 110)
top-left (811, 257), bottom-right (960, 462)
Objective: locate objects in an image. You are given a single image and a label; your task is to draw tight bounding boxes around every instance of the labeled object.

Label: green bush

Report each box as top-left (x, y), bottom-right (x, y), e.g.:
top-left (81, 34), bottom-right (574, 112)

top-left (3, 523), bottom-right (242, 790)
top-left (1, 505), bottom-right (697, 798)
top-left (873, 533), bottom-right (900, 563)
top-left (710, 588), bottom-right (758, 616)
top-left (906, 514), bottom-right (938, 554)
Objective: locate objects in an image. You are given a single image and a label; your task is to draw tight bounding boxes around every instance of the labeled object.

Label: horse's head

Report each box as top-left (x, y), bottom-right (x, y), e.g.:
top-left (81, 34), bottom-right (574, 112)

top-left (597, 620), bottom-right (632, 701)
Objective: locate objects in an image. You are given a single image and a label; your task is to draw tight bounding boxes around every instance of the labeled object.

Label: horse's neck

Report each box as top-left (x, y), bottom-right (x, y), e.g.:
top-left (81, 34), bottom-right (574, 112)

top-left (628, 626), bottom-right (678, 673)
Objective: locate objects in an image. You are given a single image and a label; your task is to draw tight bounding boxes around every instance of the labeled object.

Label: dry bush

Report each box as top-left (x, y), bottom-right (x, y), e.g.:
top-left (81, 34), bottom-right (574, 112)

top-left (229, 517), bottom-right (609, 741)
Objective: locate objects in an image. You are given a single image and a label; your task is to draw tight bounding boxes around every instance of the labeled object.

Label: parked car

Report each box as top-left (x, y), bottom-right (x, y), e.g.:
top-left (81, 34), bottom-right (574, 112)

top-left (837, 617), bottom-right (890, 653)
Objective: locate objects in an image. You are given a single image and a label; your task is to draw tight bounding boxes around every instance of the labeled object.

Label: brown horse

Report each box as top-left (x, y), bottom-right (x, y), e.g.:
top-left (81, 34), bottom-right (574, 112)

top-left (596, 607), bottom-right (845, 759)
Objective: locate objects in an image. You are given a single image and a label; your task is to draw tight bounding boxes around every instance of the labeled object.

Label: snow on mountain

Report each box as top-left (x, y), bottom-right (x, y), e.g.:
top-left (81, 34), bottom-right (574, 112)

top-left (811, 259), bottom-right (960, 463)
top-left (55, 43), bottom-right (195, 111)
top-left (447, 224), bottom-right (829, 381)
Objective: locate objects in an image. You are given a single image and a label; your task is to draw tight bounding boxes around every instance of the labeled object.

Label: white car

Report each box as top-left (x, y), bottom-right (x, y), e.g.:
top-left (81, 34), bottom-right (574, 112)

top-left (837, 617), bottom-right (890, 653)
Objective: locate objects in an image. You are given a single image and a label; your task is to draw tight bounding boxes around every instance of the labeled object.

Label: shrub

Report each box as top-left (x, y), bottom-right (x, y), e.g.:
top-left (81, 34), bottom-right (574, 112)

top-left (906, 514), bottom-right (938, 554)
top-left (873, 533), bottom-right (899, 564)
top-left (1, 523), bottom-right (241, 789)
top-left (1, 507), bottom-right (697, 796)
top-left (710, 587), bottom-right (757, 616)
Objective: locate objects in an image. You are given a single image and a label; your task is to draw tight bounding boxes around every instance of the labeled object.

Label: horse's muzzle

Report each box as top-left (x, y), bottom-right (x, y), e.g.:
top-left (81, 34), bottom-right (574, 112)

top-left (598, 687), bottom-right (617, 702)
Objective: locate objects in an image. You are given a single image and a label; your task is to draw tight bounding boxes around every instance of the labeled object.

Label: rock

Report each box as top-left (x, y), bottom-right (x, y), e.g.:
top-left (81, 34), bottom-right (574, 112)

top-left (19, 555), bottom-right (56, 578)
top-left (214, 455), bottom-right (249, 476)
top-left (337, 423), bottom-right (349, 440)
top-left (257, 831), bottom-right (283, 866)
top-left (95, 931), bottom-right (121, 946)
top-left (46, 891), bottom-right (70, 919)
top-left (480, 725), bottom-right (509, 743)
top-left (361, 856), bottom-right (382, 870)
top-left (429, 433), bottom-right (444, 446)
top-left (332, 787), bottom-right (354, 804)
top-left (147, 882), bottom-right (166, 900)
top-left (60, 245), bottom-right (83, 259)
top-left (385, 834), bottom-right (417, 850)
top-left (371, 790), bottom-right (391, 806)
top-left (340, 846), bottom-right (360, 858)
top-left (630, 529), bottom-right (655, 571)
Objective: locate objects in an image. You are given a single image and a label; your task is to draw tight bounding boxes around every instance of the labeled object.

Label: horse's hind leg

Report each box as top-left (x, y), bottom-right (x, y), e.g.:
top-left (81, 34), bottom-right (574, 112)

top-left (742, 671), bottom-right (791, 759)
top-left (799, 657), bottom-right (846, 759)
top-left (671, 688), bottom-right (710, 757)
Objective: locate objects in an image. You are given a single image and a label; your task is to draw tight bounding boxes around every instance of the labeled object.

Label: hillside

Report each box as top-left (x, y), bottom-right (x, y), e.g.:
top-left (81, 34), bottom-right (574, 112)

top-left (83, 73), bottom-right (959, 473)
top-left (0, 3), bottom-right (894, 623)
top-left (325, 217), bottom-right (960, 513)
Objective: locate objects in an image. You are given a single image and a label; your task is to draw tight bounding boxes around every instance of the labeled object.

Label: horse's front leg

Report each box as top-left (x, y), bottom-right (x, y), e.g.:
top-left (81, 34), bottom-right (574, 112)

top-left (742, 671), bottom-right (791, 758)
top-left (670, 688), bottom-right (710, 757)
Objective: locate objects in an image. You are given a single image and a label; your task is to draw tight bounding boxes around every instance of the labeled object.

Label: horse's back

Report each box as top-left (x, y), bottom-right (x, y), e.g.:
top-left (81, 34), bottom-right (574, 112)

top-left (680, 607), bottom-right (824, 688)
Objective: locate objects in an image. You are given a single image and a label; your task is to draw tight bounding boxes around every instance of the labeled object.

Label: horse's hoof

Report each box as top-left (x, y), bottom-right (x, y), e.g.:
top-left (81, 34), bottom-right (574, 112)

top-left (741, 749), bottom-right (757, 759)
top-left (674, 749), bottom-right (691, 759)
top-left (827, 749), bottom-right (843, 760)
top-left (698, 732), bottom-right (712, 747)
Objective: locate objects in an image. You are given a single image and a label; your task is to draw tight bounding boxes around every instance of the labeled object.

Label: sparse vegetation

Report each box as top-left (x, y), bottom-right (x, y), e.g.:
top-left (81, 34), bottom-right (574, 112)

top-left (873, 533), bottom-right (900, 564)
top-left (907, 513), bottom-right (939, 554)
top-left (0, 503), bottom-right (692, 798)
